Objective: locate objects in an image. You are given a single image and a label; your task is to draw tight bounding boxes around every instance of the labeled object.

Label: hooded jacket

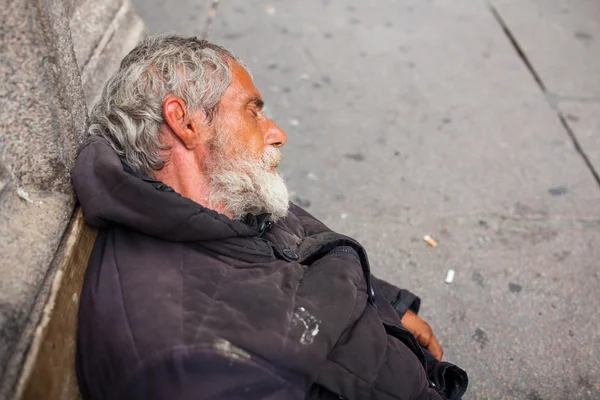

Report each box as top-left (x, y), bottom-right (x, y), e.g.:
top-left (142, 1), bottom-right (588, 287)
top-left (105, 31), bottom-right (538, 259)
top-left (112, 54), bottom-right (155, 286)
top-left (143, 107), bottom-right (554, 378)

top-left (73, 138), bottom-right (468, 400)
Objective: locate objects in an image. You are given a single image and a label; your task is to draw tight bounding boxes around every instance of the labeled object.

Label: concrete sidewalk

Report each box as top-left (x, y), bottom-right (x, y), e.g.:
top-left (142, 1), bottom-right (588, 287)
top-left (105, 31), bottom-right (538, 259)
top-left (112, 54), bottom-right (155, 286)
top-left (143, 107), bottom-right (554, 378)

top-left (134, 0), bottom-right (600, 398)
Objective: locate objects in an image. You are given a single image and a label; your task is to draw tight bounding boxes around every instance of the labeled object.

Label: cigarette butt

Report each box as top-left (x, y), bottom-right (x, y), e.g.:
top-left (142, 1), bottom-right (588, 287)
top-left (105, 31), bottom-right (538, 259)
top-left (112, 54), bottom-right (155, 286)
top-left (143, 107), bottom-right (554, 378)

top-left (423, 235), bottom-right (438, 247)
top-left (445, 269), bottom-right (455, 284)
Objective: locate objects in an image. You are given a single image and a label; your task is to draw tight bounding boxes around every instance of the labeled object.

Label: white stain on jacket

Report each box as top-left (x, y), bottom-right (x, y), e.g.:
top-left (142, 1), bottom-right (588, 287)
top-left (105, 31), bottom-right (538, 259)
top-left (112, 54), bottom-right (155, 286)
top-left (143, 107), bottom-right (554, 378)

top-left (213, 338), bottom-right (251, 360)
top-left (291, 306), bottom-right (321, 345)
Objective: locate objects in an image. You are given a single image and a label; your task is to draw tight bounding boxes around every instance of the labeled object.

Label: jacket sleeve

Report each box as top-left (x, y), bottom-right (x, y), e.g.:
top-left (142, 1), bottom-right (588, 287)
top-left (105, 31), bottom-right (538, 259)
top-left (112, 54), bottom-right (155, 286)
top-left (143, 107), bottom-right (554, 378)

top-left (371, 275), bottom-right (421, 318)
top-left (119, 347), bottom-right (304, 400)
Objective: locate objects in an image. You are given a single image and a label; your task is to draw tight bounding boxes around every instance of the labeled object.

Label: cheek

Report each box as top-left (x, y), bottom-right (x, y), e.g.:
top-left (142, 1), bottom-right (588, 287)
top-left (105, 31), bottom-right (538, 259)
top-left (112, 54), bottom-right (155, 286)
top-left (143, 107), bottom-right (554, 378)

top-left (238, 139), bottom-right (262, 161)
top-left (241, 124), bottom-right (265, 154)
top-left (222, 113), bottom-right (266, 156)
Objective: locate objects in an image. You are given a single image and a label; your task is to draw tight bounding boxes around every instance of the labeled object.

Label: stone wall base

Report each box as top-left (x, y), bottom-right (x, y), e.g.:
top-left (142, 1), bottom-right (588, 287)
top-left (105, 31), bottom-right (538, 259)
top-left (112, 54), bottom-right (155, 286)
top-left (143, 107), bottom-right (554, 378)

top-left (0, 0), bottom-right (146, 398)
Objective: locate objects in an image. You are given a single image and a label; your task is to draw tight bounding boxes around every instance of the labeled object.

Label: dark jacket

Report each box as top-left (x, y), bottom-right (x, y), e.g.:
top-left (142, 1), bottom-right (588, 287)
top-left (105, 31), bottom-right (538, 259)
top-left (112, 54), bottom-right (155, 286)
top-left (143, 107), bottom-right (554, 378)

top-left (73, 138), bottom-right (468, 400)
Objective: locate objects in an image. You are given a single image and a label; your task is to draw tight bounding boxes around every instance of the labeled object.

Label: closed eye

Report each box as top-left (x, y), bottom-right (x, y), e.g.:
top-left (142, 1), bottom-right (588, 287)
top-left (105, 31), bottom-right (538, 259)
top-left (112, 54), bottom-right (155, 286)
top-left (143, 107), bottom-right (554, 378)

top-left (246, 96), bottom-right (265, 119)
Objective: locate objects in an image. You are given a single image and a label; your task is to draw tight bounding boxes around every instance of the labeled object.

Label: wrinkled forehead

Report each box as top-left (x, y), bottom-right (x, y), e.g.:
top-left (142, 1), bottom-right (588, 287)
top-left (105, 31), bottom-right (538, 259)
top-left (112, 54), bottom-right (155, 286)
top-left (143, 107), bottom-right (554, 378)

top-left (221, 60), bottom-right (262, 105)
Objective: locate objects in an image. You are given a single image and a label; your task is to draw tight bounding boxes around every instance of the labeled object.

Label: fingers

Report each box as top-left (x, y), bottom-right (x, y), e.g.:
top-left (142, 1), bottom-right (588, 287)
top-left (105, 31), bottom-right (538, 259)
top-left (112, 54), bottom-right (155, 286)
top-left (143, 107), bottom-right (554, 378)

top-left (427, 335), bottom-right (444, 361)
top-left (400, 311), bottom-right (444, 360)
top-left (414, 326), bottom-right (444, 361)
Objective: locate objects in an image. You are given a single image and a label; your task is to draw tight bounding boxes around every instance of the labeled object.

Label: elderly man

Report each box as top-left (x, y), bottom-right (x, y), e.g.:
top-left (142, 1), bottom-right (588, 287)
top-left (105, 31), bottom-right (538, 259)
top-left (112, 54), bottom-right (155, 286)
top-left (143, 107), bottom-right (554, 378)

top-left (73, 34), bottom-right (467, 400)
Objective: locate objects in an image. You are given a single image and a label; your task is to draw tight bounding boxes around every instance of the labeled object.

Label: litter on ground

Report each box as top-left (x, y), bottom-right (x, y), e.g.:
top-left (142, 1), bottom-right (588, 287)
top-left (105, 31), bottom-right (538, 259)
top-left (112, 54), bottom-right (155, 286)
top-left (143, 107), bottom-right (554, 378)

top-left (423, 235), bottom-right (438, 247)
top-left (445, 269), bottom-right (455, 284)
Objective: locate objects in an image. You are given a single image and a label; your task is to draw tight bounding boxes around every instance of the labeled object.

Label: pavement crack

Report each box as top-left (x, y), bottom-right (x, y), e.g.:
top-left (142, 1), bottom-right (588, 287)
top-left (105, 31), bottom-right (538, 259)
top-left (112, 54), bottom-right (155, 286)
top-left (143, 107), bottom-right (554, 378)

top-left (448, 213), bottom-right (600, 229)
top-left (489, 5), bottom-right (545, 92)
top-left (202, 0), bottom-right (221, 40)
top-left (490, 4), bottom-right (600, 190)
top-left (547, 92), bottom-right (600, 105)
top-left (320, 208), bottom-right (600, 228)
top-left (556, 111), bottom-right (600, 186)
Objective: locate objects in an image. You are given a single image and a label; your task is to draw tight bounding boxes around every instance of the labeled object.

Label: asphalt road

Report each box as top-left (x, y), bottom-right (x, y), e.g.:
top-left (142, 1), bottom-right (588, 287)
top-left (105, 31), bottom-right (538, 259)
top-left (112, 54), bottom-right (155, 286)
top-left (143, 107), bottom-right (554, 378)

top-left (132, 0), bottom-right (600, 398)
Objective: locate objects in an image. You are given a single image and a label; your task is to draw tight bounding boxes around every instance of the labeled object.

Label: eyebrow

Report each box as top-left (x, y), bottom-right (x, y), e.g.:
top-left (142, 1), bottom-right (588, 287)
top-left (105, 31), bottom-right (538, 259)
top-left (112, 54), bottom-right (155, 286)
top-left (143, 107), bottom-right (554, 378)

top-left (246, 96), bottom-right (264, 110)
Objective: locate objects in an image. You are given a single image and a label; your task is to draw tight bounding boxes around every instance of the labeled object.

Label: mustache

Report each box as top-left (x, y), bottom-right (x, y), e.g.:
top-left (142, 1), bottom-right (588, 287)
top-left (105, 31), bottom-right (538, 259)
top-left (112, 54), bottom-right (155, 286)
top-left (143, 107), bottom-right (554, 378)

top-left (262, 146), bottom-right (281, 169)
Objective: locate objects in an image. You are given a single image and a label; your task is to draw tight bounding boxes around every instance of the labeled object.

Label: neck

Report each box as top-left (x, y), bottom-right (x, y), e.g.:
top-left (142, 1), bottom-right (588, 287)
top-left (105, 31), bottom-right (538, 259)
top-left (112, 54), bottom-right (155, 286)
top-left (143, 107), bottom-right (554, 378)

top-left (153, 142), bottom-right (233, 219)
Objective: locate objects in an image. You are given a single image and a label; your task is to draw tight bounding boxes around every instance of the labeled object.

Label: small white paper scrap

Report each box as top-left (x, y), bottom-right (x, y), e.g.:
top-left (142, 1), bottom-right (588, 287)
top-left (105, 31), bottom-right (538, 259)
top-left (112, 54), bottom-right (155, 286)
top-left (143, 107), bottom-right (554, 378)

top-left (445, 269), bottom-right (455, 284)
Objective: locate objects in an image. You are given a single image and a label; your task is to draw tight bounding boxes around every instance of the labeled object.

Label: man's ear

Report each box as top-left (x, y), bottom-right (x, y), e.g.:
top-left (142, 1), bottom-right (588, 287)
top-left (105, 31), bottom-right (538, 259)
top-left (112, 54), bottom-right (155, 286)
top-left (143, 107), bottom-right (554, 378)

top-left (163, 96), bottom-right (207, 150)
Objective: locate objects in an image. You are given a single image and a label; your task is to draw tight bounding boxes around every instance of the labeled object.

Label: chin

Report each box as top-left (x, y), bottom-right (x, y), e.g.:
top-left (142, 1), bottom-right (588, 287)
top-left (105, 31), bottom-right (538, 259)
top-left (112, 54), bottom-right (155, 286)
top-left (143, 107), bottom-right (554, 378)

top-left (262, 174), bottom-right (289, 220)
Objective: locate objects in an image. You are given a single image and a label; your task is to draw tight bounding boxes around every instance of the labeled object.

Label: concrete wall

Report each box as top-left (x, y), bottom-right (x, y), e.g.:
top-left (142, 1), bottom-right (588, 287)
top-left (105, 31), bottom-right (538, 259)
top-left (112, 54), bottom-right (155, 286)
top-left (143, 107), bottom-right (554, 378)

top-left (0, 0), bottom-right (146, 398)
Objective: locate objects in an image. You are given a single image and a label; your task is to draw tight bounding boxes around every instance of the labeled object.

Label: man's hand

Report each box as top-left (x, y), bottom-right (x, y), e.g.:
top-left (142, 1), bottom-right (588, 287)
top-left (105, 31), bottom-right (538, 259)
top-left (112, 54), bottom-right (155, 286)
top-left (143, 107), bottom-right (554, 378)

top-left (400, 310), bottom-right (443, 361)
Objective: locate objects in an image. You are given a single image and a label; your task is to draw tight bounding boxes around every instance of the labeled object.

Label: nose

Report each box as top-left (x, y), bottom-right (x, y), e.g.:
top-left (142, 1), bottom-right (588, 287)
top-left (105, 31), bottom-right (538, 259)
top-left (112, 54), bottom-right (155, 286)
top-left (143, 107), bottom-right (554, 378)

top-left (264, 119), bottom-right (287, 148)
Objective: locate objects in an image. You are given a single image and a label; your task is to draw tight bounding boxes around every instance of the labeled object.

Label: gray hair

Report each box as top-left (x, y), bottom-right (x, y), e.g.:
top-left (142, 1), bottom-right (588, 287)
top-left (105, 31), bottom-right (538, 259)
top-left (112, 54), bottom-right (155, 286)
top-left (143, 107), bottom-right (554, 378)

top-left (88, 34), bottom-right (243, 176)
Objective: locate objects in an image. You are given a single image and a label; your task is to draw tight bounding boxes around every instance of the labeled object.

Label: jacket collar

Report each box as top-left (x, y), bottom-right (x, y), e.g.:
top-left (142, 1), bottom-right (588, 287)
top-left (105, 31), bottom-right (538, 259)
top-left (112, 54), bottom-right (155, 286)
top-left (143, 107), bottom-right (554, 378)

top-left (72, 138), bottom-right (266, 242)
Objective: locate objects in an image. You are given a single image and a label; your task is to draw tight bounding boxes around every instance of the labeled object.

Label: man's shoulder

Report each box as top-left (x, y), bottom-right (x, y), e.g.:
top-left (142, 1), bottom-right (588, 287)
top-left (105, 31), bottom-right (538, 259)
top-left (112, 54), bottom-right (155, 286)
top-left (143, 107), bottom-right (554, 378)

top-left (285, 203), bottom-right (332, 236)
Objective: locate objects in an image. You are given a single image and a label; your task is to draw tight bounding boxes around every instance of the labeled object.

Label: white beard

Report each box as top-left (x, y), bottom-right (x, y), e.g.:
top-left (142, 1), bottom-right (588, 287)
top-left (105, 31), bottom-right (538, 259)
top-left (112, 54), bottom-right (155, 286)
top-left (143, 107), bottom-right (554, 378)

top-left (204, 132), bottom-right (289, 221)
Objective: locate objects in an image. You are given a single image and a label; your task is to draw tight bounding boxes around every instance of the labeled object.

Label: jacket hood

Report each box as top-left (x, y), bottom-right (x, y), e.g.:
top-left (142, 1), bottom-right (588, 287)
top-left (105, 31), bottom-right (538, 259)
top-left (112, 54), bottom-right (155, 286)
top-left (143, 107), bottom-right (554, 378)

top-left (72, 138), bottom-right (259, 241)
